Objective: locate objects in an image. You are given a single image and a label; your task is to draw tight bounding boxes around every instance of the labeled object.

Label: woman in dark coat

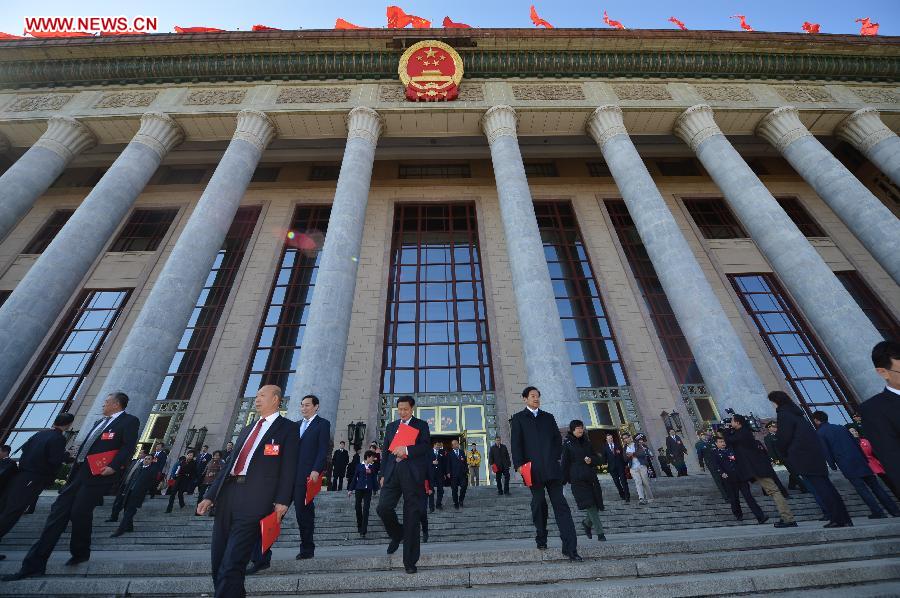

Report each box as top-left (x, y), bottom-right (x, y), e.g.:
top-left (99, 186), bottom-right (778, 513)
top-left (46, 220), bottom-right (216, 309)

top-left (561, 420), bottom-right (606, 541)
top-left (769, 391), bottom-right (853, 527)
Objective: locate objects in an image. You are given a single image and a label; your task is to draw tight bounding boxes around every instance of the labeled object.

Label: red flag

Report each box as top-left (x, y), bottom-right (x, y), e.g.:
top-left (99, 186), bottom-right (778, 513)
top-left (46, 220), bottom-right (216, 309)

top-left (603, 10), bottom-right (625, 30)
top-left (387, 6), bottom-right (431, 29)
top-left (335, 18), bottom-right (365, 30)
top-left (530, 5), bottom-right (553, 28)
top-left (668, 17), bottom-right (687, 31)
top-left (856, 18), bottom-right (879, 36)
top-left (730, 15), bottom-right (754, 32)
top-left (174, 26), bottom-right (226, 34)
top-left (801, 22), bottom-right (820, 34)
top-left (25, 31), bottom-right (94, 38)
top-left (252, 25), bottom-right (281, 32)
top-left (0, 32), bottom-right (25, 39)
top-left (443, 16), bottom-right (472, 28)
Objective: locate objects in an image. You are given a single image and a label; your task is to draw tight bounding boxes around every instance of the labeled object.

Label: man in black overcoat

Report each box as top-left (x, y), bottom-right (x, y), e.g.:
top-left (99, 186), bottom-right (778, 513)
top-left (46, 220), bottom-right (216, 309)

top-left (861, 341), bottom-right (900, 494)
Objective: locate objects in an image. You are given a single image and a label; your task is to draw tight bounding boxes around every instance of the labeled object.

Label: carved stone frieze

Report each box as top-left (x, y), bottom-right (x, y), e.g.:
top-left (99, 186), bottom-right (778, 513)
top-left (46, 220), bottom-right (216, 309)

top-left (8, 94), bottom-right (73, 112)
top-left (512, 84), bottom-right (584, 101)
top-left (94, 91), bottom-right (158, 109)
top-left (774, 86), bottom-right (833, 103)
top-left (184, 89), bottom-right (246, 106)
top-left (276, 87), bottom-right (351, 104)
top-left (612, 84), bottom-right (672, 101)
top-left (850, 87), bottom-right (898, 104)
top-left (695, 85), bottom-right (754, 102)
top-left (380, 84), bottom-right (483, 102)
top-left (457, 85), bottom-right (484, 101)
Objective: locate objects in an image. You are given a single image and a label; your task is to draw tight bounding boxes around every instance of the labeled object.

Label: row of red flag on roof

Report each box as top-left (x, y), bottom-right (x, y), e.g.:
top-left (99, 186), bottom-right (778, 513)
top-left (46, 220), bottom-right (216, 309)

top-left (0, 6), bottom-right (882, 40)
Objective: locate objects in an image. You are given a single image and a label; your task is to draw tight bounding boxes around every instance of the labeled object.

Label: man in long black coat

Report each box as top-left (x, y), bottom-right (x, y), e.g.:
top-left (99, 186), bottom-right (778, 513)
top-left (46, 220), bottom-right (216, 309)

top-left (111, 454), bottom-right (158, 537)
top-left (665, 430), bottom-right (688, 476)
top-left (446, 439), bottom-right (468, 509)
top-left (601, 432), bottom-right (630, 502)
top-left (861, 341), bottom-right (900, 494)
top-left (488, 436), bottom-right (512, 496)
top-left (510, 386), bottom-right (581, 561)
top-left (329, 442), bottom-right (350, 491)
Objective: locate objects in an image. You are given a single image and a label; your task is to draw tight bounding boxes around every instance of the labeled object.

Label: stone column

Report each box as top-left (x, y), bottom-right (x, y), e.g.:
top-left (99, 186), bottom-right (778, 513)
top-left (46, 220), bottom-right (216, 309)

top-left (0, 117), bottom-right (96, 242)
top-left (288, 107), bottom-right (383, 427)
top-left (675, 104), bottom-right (884, 401)
top-left (76, 110), bottom-right (276, 443)
top-left (758, 106), bottom-right (900, 285)
top-left (481, 105), bottom-right (581, 427)
top-left (0, 113), bottom-right (182, 406)
top-left (587, 105), bottom-right (770, 416)
top-left (836, 107), bottom-right (900, 187)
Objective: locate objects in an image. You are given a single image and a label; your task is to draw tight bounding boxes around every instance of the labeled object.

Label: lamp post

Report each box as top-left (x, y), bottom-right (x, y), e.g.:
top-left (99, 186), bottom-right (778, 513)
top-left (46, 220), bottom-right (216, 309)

top-left (194, 426), bottom-right (208, 452)
top-left (661, 410), bottom-right (683, 434)
top-left (185, 427), bottom-right (197, 451)
top-left (347, 421), bottom-right (367, 451)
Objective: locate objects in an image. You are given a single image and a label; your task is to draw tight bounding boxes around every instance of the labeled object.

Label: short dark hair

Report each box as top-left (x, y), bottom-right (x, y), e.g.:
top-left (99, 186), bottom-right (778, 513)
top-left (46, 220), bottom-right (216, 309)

top-left (154, 441), bottom-right (165, 447)
top-left (522, 386), bottom-right (540, 398)
top-left (364, 450), bottom-right (376, 460)
top-left (302, 394), bottom-right (320, 406)
top-left (212, 451), bottom-right (222, 458)
top-left (339, 441), bottom-right (345, 445)
top-left (397, 395), bottom-right (415, 407)
top-left (202, 445), bottom-right (208, 450)
top-left (732, 413), bottom-right (748, 427)
top-left (225, 441), bottom-right (234, 447)
top-left (109, 391), bottom-right (129, 408)
top-left (812, 410), bottom-right (829, 423)
top-left (872, 340), bottom-right (900, 370)
top-left (53, 412), bottom-right (75, 427)
top-left (767, 390), bottom-right (793, 407)
top-left (185, 450), bottom-right (195, 456)
top-left (568, 419), bottom-right (585, 433)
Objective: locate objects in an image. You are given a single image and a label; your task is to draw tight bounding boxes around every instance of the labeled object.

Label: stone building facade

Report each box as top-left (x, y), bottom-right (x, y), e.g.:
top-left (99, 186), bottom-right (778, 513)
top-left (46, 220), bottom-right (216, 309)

top-left (0, 29), bottom-right (897, 480)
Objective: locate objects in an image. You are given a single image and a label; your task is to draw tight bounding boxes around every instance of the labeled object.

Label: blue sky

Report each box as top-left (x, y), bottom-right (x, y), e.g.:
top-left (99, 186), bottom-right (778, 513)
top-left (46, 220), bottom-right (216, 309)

top-left (2, 0), bottom-right (896, 36)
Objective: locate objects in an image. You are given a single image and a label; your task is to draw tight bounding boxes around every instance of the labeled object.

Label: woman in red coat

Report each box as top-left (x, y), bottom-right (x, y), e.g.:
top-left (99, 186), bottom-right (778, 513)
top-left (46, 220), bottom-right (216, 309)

top-left (849, 426), bottom-right (900, 501)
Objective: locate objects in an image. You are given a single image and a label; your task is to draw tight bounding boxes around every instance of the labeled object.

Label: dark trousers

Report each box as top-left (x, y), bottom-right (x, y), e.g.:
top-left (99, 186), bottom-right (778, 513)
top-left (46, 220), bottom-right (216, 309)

top-left (0, 472), bottom-right (47, 540)
top-left (529, 479), bottom-right (577, 555)
top-left (880, 473), bottom-right (900, 503)
top-left (295, 496), bottom-right (316, 557)
top-left (109, 491), bottom-right (126, 520)
top-left (210, 481), bottom-right (262, 598)
top-left (355, 490), bottom-right (372, 534)
top-left (167, 485), bottom-right (188, 510)
top-left (329, 474), bottom-right (345, 491)
top-left (608, 468), bottom-right (630, 500)
top-left (707, 467), bottom-right (728, 501)
top-left (427, 478), bottom-right (443, 509)
top-left (450, 478), bottom-right (467, 507)
top-left (376, 466), bottom-right (424, 568)
top-left (659, 463), bottom-right (674, 477)
top-left (849, 475), bottom-right (900, 516)
top-left (495, 470), bottom-right (510, 494)
top-left (724, 477), bottom-right (765, 521)
top-left (21, 464), bottom-right (107, 574)
top-left (118, 506), bottom-right (137, 532)
top-left (673, 461), bottom-right (688, 477)
top-left (803, 474), bottom-right (852, 525)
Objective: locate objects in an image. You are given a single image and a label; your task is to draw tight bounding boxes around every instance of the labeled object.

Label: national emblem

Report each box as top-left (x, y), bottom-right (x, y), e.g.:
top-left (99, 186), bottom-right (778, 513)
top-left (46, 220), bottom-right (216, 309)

top-left (398, 40), bottom-right (464, 102)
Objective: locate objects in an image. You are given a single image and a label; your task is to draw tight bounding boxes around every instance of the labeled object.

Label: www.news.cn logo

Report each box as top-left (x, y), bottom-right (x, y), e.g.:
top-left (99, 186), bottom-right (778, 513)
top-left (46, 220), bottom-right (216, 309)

top-left (24, 16), bottom-right (158, 34)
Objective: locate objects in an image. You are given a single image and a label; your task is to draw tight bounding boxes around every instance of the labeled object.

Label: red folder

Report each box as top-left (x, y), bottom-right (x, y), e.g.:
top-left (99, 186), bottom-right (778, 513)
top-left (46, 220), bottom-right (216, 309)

top-left (387, 423), bottom-right (419, 453)
top-left (305, 475), bottom-right (323, 506)
top-left (520, 462), bottom-right (533, 487)
top-left (260, 511), bottom-right (280, 553)
top-left (87, 450), bottom-right (119, 475)
top-left (491, 463), bottom-right (499, 474)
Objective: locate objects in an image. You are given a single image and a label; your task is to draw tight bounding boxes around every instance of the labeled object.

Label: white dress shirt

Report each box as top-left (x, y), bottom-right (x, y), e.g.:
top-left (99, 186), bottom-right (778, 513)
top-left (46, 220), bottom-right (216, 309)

top-left (526, 406), bottom-right (539, 417)
top-left (232, 412), bottom-right (280, 475)
top-left (886, 385), bottom-right (900, 396)
top-left (299, 413), bottom-right (318, 437)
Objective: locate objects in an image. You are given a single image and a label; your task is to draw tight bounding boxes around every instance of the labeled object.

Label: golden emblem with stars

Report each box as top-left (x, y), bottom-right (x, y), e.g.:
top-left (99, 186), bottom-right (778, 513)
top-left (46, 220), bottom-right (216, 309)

top-left (398, 40), bottom-right (464, 102)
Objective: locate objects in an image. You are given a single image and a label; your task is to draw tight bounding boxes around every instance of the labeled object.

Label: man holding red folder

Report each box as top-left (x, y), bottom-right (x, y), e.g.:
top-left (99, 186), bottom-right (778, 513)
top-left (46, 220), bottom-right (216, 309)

top-left (3, 392), bottom-right (139, 581)
top-left (376, 395), bottom-right (431, 574)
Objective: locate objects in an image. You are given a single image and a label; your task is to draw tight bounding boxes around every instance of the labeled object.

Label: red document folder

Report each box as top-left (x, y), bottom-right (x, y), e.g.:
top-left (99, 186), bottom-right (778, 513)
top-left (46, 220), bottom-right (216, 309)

top-left (491, 463), bottom-right (499, 474)
top-left (87, 450), bottom-right (119, 475)
top-left (520, 462), bottom-right (533, 487)
top-left (260, 511), bottom-right (280, 553)
top-left (305, 475), bottom-right (323, 506)
top-left (387, 423), bottom-right (419, 453)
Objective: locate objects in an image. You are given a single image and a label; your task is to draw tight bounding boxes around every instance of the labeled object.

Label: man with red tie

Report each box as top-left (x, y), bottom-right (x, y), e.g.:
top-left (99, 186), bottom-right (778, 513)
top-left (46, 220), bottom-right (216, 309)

top-left (197, 385), bottom-right (298, 598)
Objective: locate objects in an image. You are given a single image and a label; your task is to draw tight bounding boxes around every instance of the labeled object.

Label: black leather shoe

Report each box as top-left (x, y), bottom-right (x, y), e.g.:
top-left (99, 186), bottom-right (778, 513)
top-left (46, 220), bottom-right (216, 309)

top-left (110, 529), bottom-right (126, 538)
top-left (757, 515), bottom-right (770, 525)
top-left (819, 516), bottom-right (830, 521)
top-left (387, 539), bottom-right (401, 554)
top-left (536, 543), bottom-right (548, 550)
top-left (360, 532), bottom-right (367, 539)
top-left (566, 552), bottom-right (584, 562)
top-left (2, 570), bottom-right (39, 582)
top-left (295, 553), bottom-right (314, 560)
top-left (436, 505), bottom-right (443, 510)
top-left (0, 555), bottom-right (5, 560)
top-left (422, 533), bottom-right (429, 543)
top-left (869, 513), bottom-right (888, 519)
top-left (104, 518), bottom-right (117, 523)
top-left (598, 534), bottom-right (607, 541)
top-left (65, 555), bottom-right (89, 566)
top-left (246, 561), bottom-right (270, 575)
top-left (582, 522), bottom-right (592, 539)
top-left (405, 566), bottom-right (417, 574)
top-left (774, 520), bottom-right (797, 528)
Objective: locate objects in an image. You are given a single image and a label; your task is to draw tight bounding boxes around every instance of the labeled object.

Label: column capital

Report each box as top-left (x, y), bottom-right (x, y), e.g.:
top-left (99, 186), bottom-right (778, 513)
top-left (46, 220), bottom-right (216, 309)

top-left (233, 110), bottom-right (276, 151)
top-left (481, 105), bottom-right (518, 144)
top-left (836, 107), bottom-right (897, 154)
top-left (33, 116), bottom-right (96, 161)
top-left (673, 104), bottom-right (721, 153)
top-left (345, 106), bottom-right (383, 145)
top-left (586, 105), bottom-right (628, 148)
top-left (756, 106), bottom-right (812, 152)
top-left (132, 112), bottom-right (184, 157)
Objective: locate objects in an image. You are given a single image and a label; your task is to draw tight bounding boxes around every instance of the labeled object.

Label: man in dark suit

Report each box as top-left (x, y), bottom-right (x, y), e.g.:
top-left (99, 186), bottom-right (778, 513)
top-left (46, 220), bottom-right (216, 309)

top-left (106, 448), bottom-right (148, 522)
top-left (329, 441), bottom-right (350, 491)
top-left (0, 413), bottom-right (74, 559)
top-left (860, 340), bottom-right (900, 494)
top-left (665, 429), bottom-right (688, 476)
top-left (446, 439), bottom-right (468, 509)
top-left (3, 392), bottom-right (139, 581)
top-left (488, 435), bottom-right (512, 495)
top-left (148, 442), bottom-right (168, 499)
top-left (510, 386), bottom-right (581, 561)
top-left (196, 445), bottom-right (213, 484)
top-left (110, 453), bottom-right (158, 537)
top-left (601, 432), bottom-right (630, 502)
top-left (0, 446), bottom-right (17, 499)
top-left (813, 410), bottom-right (899, 518)
top-left (197, 385), bottom-right (298, 598)
top-left (376, 395), bottom-right (431, 574)
top-left (292, 394), bottom-right (329, 560)
top-left (428, 441), bottom-right (446, 511)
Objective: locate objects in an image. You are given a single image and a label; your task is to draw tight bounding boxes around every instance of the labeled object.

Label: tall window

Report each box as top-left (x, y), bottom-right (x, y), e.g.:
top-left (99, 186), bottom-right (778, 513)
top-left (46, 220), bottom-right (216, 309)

top-left (109, 209), bottom-right (178, 252)
top-left (156, 207), bottom-right (261, 402)
top-left (239, 206), bottom-right (330, 400)
top-left (381, 203), bottom-right (494, 394)
top-left (606, 201), bottom-right (702, 384)
top-left (0, 290), bottom-right (9, 309)
top-left (535, 202), bottom-right (627, 387)
top-left (682, 198), bottom-right (747, 240)
top-left (836, 271), bottom-right (899, 341)
top-left (775, 197), bottom-right (825, 237)
top-left (0, 289), bottom-right (131, 451)
top-left (729, 273), bottom-right (855, 422)
top-left (23, 210), bottom-right (75, 254)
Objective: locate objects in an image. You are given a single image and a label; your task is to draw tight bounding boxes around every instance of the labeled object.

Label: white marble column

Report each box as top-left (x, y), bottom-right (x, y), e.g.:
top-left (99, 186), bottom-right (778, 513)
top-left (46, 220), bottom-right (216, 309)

top-left (675, 104), bottom-right (884, 401)
top-left (76, 110), bottom-right (275, 443)
top-left (288, 107), bottom-right (383, 427)
top-left (587, 105), bottom-right (770, 416)
top-left (481, 105), bottom-right (581, 427)
top-left (836, 107), bottom-right (900, 187)
top-left (0, 113), bottom-right (183, 407)
top-left (0, 117), bottom-right (96, 242)
top-left (758, 106), bottom-right (900, 284)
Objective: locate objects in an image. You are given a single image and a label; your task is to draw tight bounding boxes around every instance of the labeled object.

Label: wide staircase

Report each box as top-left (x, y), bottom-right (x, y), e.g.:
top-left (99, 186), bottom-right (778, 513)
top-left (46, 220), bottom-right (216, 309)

top-left (1, 474), bottom-right (899, 596)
